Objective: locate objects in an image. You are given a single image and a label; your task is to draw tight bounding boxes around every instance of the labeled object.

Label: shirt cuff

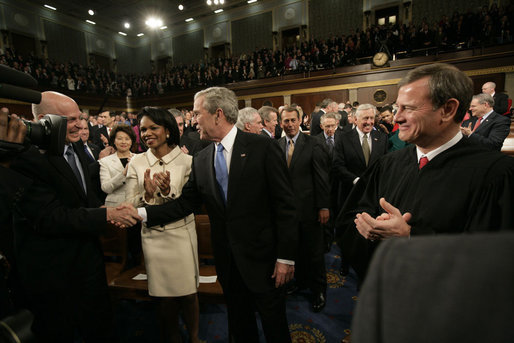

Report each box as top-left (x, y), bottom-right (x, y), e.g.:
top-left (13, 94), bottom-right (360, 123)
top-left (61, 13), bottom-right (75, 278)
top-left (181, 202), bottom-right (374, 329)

top-left (137, 207), bottom-right (148, 223)
top-left (353, 177), bottom-right (360, 185)
top-left (277, 259), bottom-right (295, 266)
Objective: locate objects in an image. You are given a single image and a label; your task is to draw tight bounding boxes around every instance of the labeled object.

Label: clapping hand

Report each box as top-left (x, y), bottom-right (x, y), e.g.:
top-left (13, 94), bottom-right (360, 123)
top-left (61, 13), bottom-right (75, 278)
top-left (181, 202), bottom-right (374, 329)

top-left (354, 198), bottom-right (412, 241)
top-left (143, 168), bottom-right (157, 201)
top-left (153, 171), bottom-right (171, 196)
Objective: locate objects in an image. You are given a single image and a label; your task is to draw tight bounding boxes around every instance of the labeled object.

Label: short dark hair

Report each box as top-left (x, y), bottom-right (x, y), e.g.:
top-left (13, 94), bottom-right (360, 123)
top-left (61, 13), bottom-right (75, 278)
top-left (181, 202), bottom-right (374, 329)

top-left (379, 105), bottom-right (393, 114)
top-left (137, 106), bottom-right (180, 147)
top-left (109, 124), bottom-right (136, 150)
top-left (281, 106), bottom-right (300, 119)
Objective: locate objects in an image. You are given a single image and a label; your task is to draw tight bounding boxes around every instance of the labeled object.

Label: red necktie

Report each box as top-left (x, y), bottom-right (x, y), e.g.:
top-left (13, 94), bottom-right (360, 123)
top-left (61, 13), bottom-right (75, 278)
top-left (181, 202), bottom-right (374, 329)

top-left (419, 156), bottom-right (429, 170)
top-left (473, 117), bottom-right (482, 131)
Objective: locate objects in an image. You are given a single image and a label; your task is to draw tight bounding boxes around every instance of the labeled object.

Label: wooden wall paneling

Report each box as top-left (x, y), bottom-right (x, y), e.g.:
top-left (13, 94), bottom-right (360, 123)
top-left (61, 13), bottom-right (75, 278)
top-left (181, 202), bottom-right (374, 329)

top-left (357, 85), bottom-right (399, 108)
top-left (470, 73), bottom-right (505, 94)
top-left (291, 89), bottom-right (349, 114)
top-left (250, 96), bottom-right (283, 109)
top-left (238, 100), bottom-right (246, 109)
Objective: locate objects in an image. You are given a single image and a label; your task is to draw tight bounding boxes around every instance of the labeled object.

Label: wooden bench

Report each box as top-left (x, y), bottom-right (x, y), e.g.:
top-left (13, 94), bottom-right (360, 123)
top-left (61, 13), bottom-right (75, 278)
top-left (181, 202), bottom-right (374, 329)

top-left (101, 215), bottom-right (224, 303)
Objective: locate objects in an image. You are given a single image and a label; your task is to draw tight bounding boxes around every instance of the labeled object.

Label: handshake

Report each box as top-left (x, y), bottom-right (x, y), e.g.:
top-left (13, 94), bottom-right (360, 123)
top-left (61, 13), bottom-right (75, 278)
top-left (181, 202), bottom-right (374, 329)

top-left (106, 203), bottom-right (142, 228)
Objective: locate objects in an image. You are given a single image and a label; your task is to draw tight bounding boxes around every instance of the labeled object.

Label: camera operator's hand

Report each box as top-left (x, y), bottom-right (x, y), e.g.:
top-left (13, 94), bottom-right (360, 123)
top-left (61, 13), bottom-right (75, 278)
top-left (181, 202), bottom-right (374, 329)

top-left (0, 113), bottom-right (27, 167)
top-left (0, 113), bottom-right (26, 144)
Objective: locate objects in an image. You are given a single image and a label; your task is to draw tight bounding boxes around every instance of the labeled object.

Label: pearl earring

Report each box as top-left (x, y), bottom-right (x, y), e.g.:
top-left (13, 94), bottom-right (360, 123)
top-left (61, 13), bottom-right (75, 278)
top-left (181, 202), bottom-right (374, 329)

top-left (166, 134), bottom-right (169, 138)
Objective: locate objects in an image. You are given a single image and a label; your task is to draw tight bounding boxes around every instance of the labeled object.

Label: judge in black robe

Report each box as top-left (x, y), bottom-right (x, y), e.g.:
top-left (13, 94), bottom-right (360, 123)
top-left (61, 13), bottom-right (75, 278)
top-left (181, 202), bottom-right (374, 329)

top-left (337, 135), bottom-right (514, 281)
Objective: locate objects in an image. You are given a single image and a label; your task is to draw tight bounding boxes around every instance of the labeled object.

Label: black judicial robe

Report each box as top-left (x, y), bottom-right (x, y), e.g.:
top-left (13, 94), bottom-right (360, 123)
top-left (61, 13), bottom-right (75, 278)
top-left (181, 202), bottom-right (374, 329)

top-left (336, 137), bottom-right (514, 281)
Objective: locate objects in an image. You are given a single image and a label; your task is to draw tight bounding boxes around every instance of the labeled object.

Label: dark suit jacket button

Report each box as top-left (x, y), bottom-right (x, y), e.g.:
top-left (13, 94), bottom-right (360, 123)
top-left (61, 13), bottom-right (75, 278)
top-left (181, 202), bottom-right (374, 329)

top-left (171, 194), bottom-right (175, 198)
top-left (160, 224), bottom-right (164, 228)
top-left (159, 161), bottom-right (163, 166)
top-left (157, 192), bottom-right (161, 197)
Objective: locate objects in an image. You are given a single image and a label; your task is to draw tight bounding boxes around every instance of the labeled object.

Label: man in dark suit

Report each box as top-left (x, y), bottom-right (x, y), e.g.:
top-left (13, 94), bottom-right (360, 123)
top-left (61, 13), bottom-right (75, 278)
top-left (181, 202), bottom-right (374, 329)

top-left (79, 118), bottom-right (100, 161)
top-left (482, 81), bottom-right (509, 115)
top-left (258, 105), bottom-right (279, 138)
top-left (461, 93), bottom-right (510, 151)
top-left (9, 91), bottom-right (138, 343)
top-left (279, 106), bottom-right (330, 312)
top-left (170, 108), bottom-right (203, 156)
top-left (92, 110), bottom-right (115, 147)
top-left (310, 98), bottom-right (338, 136)
top-left (124, 87), bottom-right (298, 343)
top-left (352, 233), bottom-right (514, 343)
top-left (333, 104), bottom-right (388, 210)
top-left (316, 112), bottom-right (343, 253)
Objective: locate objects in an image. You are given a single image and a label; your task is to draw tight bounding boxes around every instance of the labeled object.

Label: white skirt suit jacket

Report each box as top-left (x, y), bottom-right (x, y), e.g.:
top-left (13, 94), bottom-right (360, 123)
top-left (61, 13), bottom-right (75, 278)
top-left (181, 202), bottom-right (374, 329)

top-left (125, 147), bottom-right (199, 297)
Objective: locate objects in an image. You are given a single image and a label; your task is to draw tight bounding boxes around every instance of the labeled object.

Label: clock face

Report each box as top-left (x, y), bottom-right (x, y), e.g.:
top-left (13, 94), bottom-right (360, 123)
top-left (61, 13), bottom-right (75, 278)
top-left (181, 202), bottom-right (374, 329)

top-left (373, 52), bottom-right (388, 66)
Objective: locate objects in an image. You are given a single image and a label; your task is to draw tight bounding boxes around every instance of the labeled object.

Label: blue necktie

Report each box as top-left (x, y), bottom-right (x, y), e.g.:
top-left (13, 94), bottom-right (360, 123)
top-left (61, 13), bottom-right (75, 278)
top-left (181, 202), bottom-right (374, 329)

top-left (215, 143), bottom-right (228, 204)
top-left (65, 145), bottom-right (86, 193)
top-left (83, 143), bottom-right (95, 163)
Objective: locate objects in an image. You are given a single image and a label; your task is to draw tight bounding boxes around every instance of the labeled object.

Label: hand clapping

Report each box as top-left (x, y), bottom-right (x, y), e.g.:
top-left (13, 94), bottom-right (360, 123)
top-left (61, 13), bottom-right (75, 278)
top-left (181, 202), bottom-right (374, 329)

top-left (144, 169), bottom-right (171, 201)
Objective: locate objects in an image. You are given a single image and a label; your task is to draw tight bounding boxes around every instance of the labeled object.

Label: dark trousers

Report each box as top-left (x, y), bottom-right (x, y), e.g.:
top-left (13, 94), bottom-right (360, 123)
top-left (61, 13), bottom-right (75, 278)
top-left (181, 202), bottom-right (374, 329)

top-left (27, 270), bottom-right (115, 343)
top-left (223, 262), bottom-right (291, 343)
top-left (295, 220), bottom-right (327, 294)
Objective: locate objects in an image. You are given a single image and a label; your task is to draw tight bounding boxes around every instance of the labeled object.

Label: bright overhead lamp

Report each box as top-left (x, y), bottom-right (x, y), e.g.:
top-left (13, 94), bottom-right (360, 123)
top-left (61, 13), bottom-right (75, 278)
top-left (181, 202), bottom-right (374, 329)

top-left (145, 17), bottom-right (163, 28)
top-left (44, 4), bottom-right (56, 10)
top-left (206, 0), bottom-right (212, 5)
top-left (160, 26), bottom-right (167, 30)
top-left (185, 18), bottom-right (193, 22)
top-left (118, 31), bottom-right (127, 36)
top-left (248, 0), bottom-right (257, 3)
top-left (220, 0), bottom-right (224, 3)
top-left (124, 22), bottom-right (130, 29)
top-left (137, 33), bottom-right (144, 37)
top-left (88, 9), bottom-right (94, 16)
top-left (86, 20), bottom-right (96, 25)
top-left (178, 4), bottom-right (184, 10)
top-left (213, 0), bottom-right (219, 4)
top-left (214, 9), bottom-right (223, 13)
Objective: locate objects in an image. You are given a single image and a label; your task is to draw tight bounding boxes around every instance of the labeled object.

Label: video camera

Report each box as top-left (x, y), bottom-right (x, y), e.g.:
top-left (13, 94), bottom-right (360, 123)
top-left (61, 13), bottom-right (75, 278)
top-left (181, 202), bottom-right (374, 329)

top-left (0, 64), bottom-right (67, 156)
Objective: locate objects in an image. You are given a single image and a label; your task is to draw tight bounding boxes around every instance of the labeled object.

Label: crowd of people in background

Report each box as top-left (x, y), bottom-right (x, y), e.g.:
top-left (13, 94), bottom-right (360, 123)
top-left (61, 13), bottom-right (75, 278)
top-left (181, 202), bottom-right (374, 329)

top-left (0, 3), bottom-right (513, 98)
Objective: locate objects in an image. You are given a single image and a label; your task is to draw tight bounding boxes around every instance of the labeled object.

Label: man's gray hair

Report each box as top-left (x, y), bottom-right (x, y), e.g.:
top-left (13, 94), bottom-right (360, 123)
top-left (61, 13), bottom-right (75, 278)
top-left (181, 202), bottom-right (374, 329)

top-left (355, 104), bottom-right (377, 118)
top-left (236, 107), bottom-right (259, 130)
top-left (320, 112), bottom-right (339, 125)
top-left (473, 93), bottom-right (495, 107)
top-left (168, 108), bottom-right (185, 120)
top-left (320, 98), bottom-right (334, 109)
top-left (194, 87), bottom-right (238, 124)
top-left (258, 106), bottom-right (278, 122)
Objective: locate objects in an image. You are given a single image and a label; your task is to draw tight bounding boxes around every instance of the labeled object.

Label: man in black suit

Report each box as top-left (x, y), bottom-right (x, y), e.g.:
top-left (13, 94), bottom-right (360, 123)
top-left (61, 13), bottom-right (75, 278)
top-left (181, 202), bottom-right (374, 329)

top-left (310, 98), bottom-right (338, 136)
top-left (124, 87), bottom-right (298, 343)
top-left (333, 104), bottom-right (388, 210)
top-left (79, 118), bottom-right (100, 161)
top-left (279, 106), bottom-right (330, 312)
top-left (316, 112), bottom-right (343, 253)
top-left (92, 110), bottom-right (115, 147)
top-left (258, 105), bottom-right (279, 138)
top-left (482, 81), bottom-right (509, 115)
top-left (170, 108), bottom-right (203, 156)
top-left (9, 91), bottom-right (138, 343)
top-left (460, 93), bottom-right (510, 151)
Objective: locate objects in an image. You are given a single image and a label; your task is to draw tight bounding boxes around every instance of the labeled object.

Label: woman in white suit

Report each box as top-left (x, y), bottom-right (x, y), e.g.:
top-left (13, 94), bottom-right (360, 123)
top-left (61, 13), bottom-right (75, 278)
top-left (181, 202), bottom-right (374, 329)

top-left (125, 107), bottom-right (199, 343)
top-left (99, 125), bottom-right (136, 207)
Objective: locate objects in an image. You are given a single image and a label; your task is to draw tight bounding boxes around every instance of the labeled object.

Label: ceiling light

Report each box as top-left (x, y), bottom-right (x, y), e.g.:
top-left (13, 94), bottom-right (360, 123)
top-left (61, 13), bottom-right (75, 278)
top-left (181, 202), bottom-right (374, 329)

top-left (178, 4), bottom-right (184, 10)
top-left (86, 20), bottom-right (96, 25)
top-left (206, 0), bottom-right (212, 5)
top-left (118, 31), bottom-right (127, 36)
top-left (145, 17), bottom-right (163, 28)
top-left (214, 0), bottom-right (219, 4)
top-left (248, 0), bottom-right (257, 3)
top-left (220, 0), bottom-right (225, 3)
top-left (185, 18), bottom-right (194, 22)
top-left (137, 33), bottom-right (144, 37)
top-left (124, 22), bottom-right (130, 29)
top-left (44, 4), bottom-right (56, 10)
top-left (88, 9), bottom-right (94, 16)
top-left (214, 9), bottom-right (223, 13)
top-left (160, 26), bottom-right (167, 30)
